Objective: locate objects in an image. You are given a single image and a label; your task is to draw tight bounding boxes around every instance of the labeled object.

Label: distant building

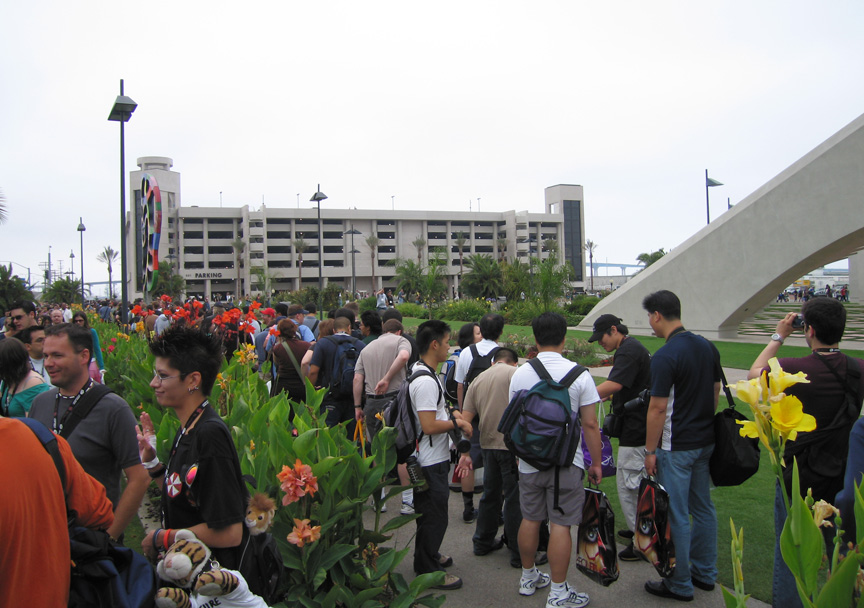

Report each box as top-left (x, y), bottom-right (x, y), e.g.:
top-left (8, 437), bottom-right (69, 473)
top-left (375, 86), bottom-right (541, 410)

top-left (126, 157), bottom-right (586, 300)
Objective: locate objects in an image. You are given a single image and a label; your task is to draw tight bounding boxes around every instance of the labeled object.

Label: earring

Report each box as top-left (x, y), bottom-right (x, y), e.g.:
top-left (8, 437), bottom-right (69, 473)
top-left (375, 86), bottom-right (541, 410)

top-left (188, 386), bottom-right (199, 393)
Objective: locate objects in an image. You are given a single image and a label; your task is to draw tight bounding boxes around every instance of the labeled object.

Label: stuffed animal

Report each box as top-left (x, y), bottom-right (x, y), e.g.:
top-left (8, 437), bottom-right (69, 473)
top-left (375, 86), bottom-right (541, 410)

top-left (154, 530), bottom-right (269, 608)
top-left (245, 492), bottom-right (276, 536)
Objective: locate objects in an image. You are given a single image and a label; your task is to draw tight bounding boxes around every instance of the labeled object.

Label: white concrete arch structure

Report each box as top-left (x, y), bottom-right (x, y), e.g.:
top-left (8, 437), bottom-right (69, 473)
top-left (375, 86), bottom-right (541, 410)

top-left (580, 112), bottom-right (864, 340)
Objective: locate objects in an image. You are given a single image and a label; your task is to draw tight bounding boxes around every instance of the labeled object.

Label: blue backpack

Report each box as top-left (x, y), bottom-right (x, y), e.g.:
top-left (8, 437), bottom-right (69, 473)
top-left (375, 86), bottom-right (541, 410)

top-left (498, 359), bottom-right (587, 514)
top-left (18, 417), bottom-right (159, 608)
top-left (326, 335), bottom-right (362, 397)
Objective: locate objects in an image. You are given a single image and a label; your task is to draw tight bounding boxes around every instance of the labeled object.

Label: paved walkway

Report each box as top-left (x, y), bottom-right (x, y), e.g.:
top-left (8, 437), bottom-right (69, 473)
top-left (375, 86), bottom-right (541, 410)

top-left (382, 490), bottom-right (769, 608)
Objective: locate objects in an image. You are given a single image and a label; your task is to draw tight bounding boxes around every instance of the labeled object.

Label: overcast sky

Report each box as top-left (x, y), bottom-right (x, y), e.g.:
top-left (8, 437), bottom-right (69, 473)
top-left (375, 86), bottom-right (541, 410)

top-left (2, 1), bottom-right (862, 296)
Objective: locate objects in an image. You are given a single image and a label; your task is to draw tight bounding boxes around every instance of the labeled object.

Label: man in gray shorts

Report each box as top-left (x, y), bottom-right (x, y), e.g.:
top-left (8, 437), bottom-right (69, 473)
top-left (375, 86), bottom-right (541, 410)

top-left (508, 313), bottom-right (603, 608)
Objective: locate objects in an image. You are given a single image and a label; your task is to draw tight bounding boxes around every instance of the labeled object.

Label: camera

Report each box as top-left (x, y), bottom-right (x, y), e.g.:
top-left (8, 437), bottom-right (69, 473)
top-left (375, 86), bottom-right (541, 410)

top-left (623, 388), bottom-right (651, 413)
top-left (449, 424), bottom-right (471, 454)
top-left (792, 314), bottom-right (804, 329)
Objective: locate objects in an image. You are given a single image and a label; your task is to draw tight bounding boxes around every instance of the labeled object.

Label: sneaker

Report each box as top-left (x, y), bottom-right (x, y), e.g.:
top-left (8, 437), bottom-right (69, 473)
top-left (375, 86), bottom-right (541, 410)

top-left (519, 570), bottom-right (551, 596)
top-left (400, 501), bottom-right (415, 515)
top-left (432, 573), bottom-right (463, 590)
top-left (463, 507), bottom-right (478, 523)
top-left (618, 543), bottom-right (641, 561)
top-left (546, 586), bottom-right (590, 608)
top-left (380, 502), bottom-right (387, 513)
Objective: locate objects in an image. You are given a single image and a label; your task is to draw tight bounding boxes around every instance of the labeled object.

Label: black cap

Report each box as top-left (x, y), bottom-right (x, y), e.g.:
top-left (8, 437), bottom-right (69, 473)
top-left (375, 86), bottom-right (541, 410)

top-left (588, 314), bottom-right (623, 343)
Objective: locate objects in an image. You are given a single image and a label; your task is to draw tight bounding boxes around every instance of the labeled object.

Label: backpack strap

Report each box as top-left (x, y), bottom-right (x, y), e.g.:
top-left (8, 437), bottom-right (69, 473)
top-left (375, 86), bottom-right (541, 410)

top-left (19, 417), bottom-right (68, 498)
top-left (813, 354), bottom-right (863, 431)
top-left (60, 384), bottom-right (113, 439)
top-left (407, 366), bottom-right (443, 447)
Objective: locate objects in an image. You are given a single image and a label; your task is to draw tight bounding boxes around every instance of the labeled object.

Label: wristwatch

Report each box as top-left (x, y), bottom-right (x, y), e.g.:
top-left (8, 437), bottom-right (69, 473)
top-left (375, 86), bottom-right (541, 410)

top-left (645, 449), bottom-right (656, 456)
top-left (771, 333), bottom-right (784, 344)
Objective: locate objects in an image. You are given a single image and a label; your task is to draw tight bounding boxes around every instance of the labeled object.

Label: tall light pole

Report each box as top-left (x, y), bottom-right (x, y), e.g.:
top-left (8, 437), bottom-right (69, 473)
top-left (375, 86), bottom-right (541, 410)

top-left (344, 227), bottom-right (362, 297)
top-left (310, 185), bottom-right (328, 316)
top-left (108, 80), bottom-right (137, 325)
top-left (705, 170), bottom-right (723, 225)
top-left (77, 217), bottom-right (86, 304)
top-left (69, 250), bottom-right (75, 281)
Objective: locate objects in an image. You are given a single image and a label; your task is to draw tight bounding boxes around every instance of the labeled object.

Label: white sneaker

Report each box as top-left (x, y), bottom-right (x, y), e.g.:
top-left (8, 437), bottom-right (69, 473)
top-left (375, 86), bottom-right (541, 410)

top-left (380, 501), bottom-right (388, 513)
top-left (400, 502), bottom-right (415, 515)
top-left (546, 585), bottom-right (590, 608)
top-left (519, 570), bottom-right (551, 596)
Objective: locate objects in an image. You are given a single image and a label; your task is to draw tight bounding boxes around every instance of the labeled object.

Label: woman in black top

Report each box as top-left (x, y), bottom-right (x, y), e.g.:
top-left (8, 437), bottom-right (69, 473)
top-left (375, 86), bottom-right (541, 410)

top-left (138, 326), bottom-right (247, 568)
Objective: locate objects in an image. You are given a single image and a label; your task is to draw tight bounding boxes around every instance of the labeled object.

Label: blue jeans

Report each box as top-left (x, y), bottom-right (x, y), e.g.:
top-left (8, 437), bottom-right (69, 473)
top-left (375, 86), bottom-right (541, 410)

top-left (474, 449), bottom-right (521, 562)
top-left (656, 445), bottom-right (718, 596)
top-left (773, 484), bottom-right (804, 608)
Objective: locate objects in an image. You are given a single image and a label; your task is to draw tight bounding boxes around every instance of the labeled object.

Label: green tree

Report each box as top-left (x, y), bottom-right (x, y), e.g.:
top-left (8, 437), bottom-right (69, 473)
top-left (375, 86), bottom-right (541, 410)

top-left (0, 264), bottom-right (33, 312)
top-left (420, 250), bottom-right (448, 318)
top-left (636, 248), bottom-right (666, 267)
top-left (293, 238), bottom-right (307, 285)
top-left (412, 236), bottom-right (426, 264)
top-left (152, 261), bottom-right (186, 301)
top-left (231, 236), bottom-right (246, 299)
top-left (393, 258), bottom-right (424, 296)
top-left (250, 265), bottom-right (279, 299)
top-left (534, 255), bottom-right (575, 312)
top-left (96, 246), bottom-right (119, 298)
top-left (42, 277), bottom-right (81, 304)
top-left (496, 236), bottom-right (508, 262)
top-left (502, 259), bottom-right (530, 301)
top-left (461, 254), bottom-right (503, 299)
top-left (365, 234), bottom-right (380, 292)
top-left (584, 239), bottom-right (597, 292)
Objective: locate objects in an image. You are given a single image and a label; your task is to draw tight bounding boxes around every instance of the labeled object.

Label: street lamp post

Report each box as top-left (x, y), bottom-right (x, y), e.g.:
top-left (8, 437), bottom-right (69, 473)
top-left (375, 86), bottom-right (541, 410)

top-left (705, 170), bottom-right (723, 225)
top-left (77, 217), bottom-right (86, 304)
top-left (310, 185), bottom-right (328, 316)
top-left (69, 250), bottom-right (75, 281)
top-left (108, 79), bottom-right (137, 326)
top-left (344, 227), bottom-right (362, 298)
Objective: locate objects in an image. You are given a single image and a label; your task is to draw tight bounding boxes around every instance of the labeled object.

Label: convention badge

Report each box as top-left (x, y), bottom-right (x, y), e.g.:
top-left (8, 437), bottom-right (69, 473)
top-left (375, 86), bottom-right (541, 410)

top-left (166, 472), bottom-right (182, 498)
top-left (185, 463), bottom-right (199, 487)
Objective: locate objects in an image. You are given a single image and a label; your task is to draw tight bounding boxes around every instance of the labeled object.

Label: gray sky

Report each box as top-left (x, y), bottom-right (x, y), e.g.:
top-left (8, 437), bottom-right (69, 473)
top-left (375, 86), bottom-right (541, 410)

top-left (2, 1), bottom-right (862, 296)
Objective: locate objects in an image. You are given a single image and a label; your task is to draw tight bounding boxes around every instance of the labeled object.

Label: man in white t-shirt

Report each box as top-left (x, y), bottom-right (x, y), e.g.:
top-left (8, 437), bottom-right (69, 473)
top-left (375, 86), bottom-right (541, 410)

top-left (454, 312), bottom-right (505, 522)
top-left (509, 312), bottom-right (602, 608)
top-left (409, 319), bottom-right (472, 591)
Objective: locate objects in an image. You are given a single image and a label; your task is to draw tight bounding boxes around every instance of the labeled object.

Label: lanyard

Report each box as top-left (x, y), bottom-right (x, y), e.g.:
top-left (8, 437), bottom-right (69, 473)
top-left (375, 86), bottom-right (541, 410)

top-left (52, 380), bottom-right (93, 433)
top-left (166, 400), bottom-right (210, 474)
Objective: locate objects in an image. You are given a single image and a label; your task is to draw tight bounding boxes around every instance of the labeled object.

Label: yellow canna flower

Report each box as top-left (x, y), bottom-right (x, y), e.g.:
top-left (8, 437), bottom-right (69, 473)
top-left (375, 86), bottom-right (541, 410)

top-left (812, 499), bottom-right (839, 528)
top-left (738, 419), bottom-right (772, 451)
top-left (769, 394), bottom-right (816, 441)
top-left (731, 379), bottom-right (761, 407)
top-left (766, 357), bottom-right (809, 397)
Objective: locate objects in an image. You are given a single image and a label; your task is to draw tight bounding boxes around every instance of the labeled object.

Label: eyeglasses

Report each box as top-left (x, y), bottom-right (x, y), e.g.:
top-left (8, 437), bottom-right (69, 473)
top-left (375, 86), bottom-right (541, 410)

top-left (10, 315), bottom-right (24, 321)
top-left (152, 369), bottom-right (181, 384)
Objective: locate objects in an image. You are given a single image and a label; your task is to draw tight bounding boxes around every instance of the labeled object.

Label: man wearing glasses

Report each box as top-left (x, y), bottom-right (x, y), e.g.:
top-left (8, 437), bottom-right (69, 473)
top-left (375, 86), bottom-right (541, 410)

top-left (4, 300), bottom-right (38, 338)
top-left (29, 323), bottom-right (148, 543)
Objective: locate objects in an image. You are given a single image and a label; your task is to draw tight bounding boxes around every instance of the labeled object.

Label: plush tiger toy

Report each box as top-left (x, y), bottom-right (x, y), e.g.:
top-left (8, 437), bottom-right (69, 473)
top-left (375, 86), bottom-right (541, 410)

top-left (154, 530), bottom-right (269, 608)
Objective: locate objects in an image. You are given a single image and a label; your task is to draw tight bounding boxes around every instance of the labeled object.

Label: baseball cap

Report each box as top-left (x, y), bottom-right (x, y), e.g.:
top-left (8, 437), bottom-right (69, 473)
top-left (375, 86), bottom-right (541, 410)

top-left (588, 314), bottom-right (623, 343)
top-left (262, 308), bottom-right (277, 316)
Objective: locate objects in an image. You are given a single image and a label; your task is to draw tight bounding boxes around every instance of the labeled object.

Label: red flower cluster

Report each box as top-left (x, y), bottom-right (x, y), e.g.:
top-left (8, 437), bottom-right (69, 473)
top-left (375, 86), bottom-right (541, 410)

top-left (277, 459), bottom-right (319, 506)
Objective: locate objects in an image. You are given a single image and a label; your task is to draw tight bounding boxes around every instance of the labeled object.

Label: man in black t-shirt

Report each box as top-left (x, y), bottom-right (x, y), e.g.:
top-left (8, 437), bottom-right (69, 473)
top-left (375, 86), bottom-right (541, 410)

top-left (589, 314), bottom-right (651, 561)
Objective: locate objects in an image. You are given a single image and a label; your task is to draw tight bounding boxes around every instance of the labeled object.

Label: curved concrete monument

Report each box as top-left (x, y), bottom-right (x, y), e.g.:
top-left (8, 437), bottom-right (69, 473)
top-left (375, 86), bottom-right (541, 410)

top-left (580, 111), bottom-right (864, 339)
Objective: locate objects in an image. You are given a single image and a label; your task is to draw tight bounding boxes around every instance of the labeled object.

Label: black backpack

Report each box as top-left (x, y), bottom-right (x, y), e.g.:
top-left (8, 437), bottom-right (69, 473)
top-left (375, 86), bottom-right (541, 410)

top-left (384, 367), bottom-right (442, 463)
top-left (440, 352), bottom-right (460, 405)
top-left (326, 335), bottom-right (362, 397)
top-left (462, 344), bottom-right (500, 391)
top-left (19, 417), bottom-right (158, 608)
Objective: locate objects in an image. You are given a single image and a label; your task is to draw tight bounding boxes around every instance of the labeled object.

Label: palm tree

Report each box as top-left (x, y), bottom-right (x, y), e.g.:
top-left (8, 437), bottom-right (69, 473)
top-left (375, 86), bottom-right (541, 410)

top-left (293, 238), bottom-right (308, 285)
top-left (543, 238), bottom-right (559, 258)
top-left (462, 254), bottom-right (504, 299)
top-left (454, 231), bottom-right (468, 295)
top-left (0, 188), bottom-right (6, 224)
top-left (584, 240), bottom-right (597, 292)
top-left (412, 236), bottom-right (426, 264)
top-left (152, 261), bottom-right (186, 301)
top-left (231, 236), bottom-right (246, 299)
top-left (366, 234), bottom-right (380, 292)
top-left (496, 237), bottom-right (508, 262)
top-left (96, 246), bottom-right (119, 298)
top-left (393, 258), bottom-right (424, 296)
top-left (636, 249), bottom-right (667, 268)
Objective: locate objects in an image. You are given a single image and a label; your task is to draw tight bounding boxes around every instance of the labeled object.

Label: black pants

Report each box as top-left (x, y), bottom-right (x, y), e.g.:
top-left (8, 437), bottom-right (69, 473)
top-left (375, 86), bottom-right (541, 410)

top-left (324, 398), bottom-right (356, 439)
top-left (474, 449), bottom-right (521, 561)
top-left (413, 460), bottom-right (450, 574)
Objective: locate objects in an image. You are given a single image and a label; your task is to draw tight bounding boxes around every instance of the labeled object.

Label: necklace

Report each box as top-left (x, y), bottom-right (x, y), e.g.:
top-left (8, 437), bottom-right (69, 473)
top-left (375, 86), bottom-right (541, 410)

top-left (52, 379), bottom-right (93, 433)
top-left (814, 348), bottom-right (841, 354)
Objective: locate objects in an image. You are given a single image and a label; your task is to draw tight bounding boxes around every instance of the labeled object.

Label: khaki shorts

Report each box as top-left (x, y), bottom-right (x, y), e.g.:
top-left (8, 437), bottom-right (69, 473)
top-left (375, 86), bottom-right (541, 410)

top-left (519, 465), bottom-right (585, 527)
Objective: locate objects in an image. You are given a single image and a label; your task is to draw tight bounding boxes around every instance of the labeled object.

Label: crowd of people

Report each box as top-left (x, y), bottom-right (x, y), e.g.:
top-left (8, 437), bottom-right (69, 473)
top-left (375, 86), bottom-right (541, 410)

top-left (2, 288), bottom-right (863, 608)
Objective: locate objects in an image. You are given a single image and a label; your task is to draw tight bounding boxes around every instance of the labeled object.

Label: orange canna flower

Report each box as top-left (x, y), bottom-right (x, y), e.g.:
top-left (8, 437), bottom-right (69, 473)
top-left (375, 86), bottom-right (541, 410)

top-left (287, 518), bottom-right (321, 547)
